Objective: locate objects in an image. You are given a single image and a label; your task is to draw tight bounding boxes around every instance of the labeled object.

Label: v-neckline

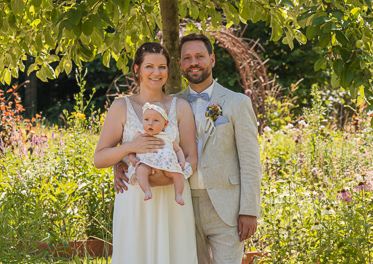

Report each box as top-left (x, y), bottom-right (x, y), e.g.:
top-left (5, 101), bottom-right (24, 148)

top-left (127, 97), bottom-right (143, 124)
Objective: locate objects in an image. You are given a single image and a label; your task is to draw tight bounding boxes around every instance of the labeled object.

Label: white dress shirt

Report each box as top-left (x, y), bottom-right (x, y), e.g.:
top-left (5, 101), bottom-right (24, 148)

top-left (188, 81), bottom-right (215, 189)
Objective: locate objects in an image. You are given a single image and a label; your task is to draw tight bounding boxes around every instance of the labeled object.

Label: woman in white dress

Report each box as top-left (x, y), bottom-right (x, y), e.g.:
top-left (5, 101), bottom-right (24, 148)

top-left (94, 42), bottom-right (198, 264)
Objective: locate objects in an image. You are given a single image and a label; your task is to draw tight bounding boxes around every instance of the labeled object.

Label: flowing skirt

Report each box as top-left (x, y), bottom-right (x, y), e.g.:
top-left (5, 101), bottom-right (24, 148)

top-left (111, 180), bottom-right (198, 264)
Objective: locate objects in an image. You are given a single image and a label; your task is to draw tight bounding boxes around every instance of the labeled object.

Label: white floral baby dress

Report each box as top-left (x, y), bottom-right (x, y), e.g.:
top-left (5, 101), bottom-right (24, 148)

top-left (127, 128), bottom-right (192, 185)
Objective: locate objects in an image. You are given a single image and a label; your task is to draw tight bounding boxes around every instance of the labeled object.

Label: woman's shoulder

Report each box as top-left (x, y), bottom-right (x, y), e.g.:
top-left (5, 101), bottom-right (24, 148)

top-left (174, 97), bottom-right (191, 110)
top-left (110, 96), bottom-right (128, 111)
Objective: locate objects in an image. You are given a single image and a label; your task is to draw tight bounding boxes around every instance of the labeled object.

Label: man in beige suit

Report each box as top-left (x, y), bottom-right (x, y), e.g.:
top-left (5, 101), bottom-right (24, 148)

top-left (175, 33), bottom-right (261, 264)
top-left (113, 33), bottom-right (262, 264)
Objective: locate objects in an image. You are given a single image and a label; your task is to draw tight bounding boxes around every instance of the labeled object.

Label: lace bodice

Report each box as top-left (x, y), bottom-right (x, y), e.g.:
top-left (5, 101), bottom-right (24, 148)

top-left (121, 96), bottom-right (179, 144)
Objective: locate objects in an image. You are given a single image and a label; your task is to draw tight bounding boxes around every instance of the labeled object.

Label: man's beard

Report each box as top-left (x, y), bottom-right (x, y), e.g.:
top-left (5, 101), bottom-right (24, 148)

top-left (183, 66), bottom-right (212, 84)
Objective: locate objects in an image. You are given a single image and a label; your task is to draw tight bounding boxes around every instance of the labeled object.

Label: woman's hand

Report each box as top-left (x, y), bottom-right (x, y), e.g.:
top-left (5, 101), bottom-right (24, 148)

top-left (131, 133), bottom-right (165, 154)
top-left (114, 161), bottom-right (129, 193)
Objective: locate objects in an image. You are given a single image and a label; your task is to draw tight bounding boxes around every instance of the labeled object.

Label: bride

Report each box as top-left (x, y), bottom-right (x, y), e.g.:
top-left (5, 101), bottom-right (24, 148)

top-left (94, 42), bottom-right (198, 264)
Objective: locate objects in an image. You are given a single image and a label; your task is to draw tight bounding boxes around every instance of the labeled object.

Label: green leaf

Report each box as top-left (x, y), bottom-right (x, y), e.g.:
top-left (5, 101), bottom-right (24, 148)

top-left (281, 0), bottom-right (294, 8)
top-left (322, 23), bottom-right (332, 33)
top-left (8, 13), bottom-right (17, 29)
top-left (11, 0), bottom-right (25, 16)
top-left (103, 50), bottom-right (111, 67)
top-left (98, 8), bottom-right (115, 29)
top-left (314, 58), bottom-right (326, 71)
top-left (333, 59), bottom-right (343, 74)
top-left (240, 0), bottom-right (250, 21)
top-left (41, 63), bottom-right (56, 79)
top-left (27, 63), bottom-right (39, 76)
top-left (54, 12), bottom-right (68, 26)
top-left (3, 68), bottom-right (11, 85)
top-left (340, 48), bottom-right (351, 62)
top-left (82, 19), bottom-right (94, 36)
top-left (295, 30), bottom-right (307, 45)
top-left (306, 25), bottom-right (321, 40)
top-left (44, 30), bottom-right (55, 48)
top-left (67, 8), bottom-right (83, 26)
top-left (36, 69), bottom-right (48, 82)
top-left (73, 21), bottom-right (83, 38)
top-left (270, 18), bottom-right (283, 42)
top-left (64, 58), bottom-right (72, 75)
top-left (365, 0), bottom-right (372, 10)
top-left (46, 55), bottom-right (60, 64)
top-left (87, 0), bottom-right (99, 7)
top-left (335, 31), bottom-right (349, 46)
top-left (189, 4), bottom-right (199, 20)
top-left (319, 36), bottom-right (330, 48)
top-left (331, 74), bottom-right (340, 88)
top-left (312, 16), bottom-right (327, 26)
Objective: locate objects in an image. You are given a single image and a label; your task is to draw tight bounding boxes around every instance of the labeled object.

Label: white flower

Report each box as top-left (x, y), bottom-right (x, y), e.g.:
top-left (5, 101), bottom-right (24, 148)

top-left (286, 123), bottom-right (294, 129)
top-left (298, 120), bottom-right (309, 127)
top-left (263, 126), bottom-right (272, 133)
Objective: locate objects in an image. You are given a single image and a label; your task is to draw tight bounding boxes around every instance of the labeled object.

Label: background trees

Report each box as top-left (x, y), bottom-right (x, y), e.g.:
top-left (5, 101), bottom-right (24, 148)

top-left (0, 0), bottom-right (372, 121)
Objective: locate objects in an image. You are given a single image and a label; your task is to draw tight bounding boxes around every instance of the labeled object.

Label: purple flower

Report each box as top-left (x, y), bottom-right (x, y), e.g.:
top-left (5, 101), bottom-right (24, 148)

top-left (208, 109), bottom-right (216, 116)
top-left (245, 89), bottom-right (252, 96)
top-left (52, 131), bottom-right (56, 140)
top-left (267, 138), bottom-right (270, 142)
top-left (354, 181), bottom-right (372, 192)
top-left (17, 172), bottom-right (22, 181)
top-left (336, 189), bottom-right (353, 202)
top-left (295, 138), bottom-right (299, 143)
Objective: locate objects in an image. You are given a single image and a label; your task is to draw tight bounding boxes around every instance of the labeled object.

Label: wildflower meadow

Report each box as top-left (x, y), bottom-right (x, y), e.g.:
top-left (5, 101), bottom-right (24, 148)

top-left (1, 80), bottom-right (373, 263)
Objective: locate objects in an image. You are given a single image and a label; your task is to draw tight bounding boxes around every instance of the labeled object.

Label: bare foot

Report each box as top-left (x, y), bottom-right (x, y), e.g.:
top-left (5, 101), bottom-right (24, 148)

top-left (144, 190), bottom-right (152, 201)
top-left (175, 193), bottom-right (184, 206)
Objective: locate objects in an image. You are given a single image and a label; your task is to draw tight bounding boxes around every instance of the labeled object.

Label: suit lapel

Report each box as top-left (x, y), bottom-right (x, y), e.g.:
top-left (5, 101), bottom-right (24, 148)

top-left (201, 82), bottom-right (226, 152)
top-left (175, 87), bottom-right (190, 101)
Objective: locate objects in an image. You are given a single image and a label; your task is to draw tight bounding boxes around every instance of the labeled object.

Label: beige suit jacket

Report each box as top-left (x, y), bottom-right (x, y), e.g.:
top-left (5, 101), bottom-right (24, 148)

top-left (175, 82), bottom-right (262, 227)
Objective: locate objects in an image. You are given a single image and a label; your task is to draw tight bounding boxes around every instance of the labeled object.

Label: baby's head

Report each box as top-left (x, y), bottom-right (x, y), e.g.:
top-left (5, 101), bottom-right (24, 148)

top-left (142, 101), bottom-right (169, 135)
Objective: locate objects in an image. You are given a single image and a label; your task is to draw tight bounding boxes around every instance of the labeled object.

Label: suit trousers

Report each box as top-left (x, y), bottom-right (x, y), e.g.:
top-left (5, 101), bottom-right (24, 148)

top-left (191, 189), bottom-right (244, 264)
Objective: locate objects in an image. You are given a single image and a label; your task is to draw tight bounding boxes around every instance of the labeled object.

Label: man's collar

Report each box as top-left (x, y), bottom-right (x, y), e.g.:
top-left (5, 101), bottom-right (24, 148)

top-left (188, 80), bottom-right (215, 97)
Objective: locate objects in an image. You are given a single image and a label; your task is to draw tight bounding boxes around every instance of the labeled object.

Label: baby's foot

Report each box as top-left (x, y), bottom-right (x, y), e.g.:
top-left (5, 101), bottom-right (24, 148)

top-left (175, 193), bottom-right (184, 206)
top-left (144, 190), bottom-right (152, 201)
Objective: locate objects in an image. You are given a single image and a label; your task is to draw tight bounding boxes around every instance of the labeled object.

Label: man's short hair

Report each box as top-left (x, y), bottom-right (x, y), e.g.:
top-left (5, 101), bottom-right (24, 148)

top-left (179, 33), bottom-right (213, 56)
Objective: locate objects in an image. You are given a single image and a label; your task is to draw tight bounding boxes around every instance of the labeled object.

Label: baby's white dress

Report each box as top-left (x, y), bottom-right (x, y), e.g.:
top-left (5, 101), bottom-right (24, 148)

top-left (127, 128), bottom-right (192, 185)
top-left (111, 96), bottom-right (197, 264)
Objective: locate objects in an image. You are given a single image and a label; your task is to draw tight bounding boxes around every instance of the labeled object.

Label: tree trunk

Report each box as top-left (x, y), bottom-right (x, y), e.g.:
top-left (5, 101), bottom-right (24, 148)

top-left (25, 55), bottom-right (37, 116)
top-left (159, 0), bottom-right (181, 94)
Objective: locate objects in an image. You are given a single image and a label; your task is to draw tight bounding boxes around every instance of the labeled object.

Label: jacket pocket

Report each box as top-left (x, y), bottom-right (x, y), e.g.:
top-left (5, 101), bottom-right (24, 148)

top-left (229, 175), bottom-right (240, 185)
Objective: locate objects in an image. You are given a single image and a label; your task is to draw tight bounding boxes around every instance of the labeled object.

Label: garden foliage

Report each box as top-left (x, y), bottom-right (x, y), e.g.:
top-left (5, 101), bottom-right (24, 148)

top-left (250, 90), bottom-right (373, 263)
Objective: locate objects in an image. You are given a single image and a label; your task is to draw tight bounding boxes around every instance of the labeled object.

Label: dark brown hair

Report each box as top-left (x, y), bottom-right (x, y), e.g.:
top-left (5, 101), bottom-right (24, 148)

top-left (131, 42), bottom-right (170, 86)
top-left (179, 33), bottom-right (213, 57)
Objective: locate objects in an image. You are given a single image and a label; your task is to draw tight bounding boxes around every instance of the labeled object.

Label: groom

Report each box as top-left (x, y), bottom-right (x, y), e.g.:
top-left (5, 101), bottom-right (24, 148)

top-left (114, 33), bottom-right (262, 263)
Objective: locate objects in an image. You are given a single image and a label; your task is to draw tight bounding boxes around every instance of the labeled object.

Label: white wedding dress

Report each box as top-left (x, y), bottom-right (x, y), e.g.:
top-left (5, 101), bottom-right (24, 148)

top-left (111, 97), bottom-right (198, 264)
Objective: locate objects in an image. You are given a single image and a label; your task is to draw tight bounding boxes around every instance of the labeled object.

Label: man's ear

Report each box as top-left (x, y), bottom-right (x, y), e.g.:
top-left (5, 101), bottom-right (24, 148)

top-left (210, 54), bottom-right (216, 68)
top-left (178, 58), bottom-right (181, 66)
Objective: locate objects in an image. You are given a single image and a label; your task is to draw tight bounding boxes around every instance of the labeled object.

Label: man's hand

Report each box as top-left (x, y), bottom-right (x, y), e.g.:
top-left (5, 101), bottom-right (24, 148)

top-left (149, 168), bottom-right (173, 187)
top-left (238, 215), bottom-right (257, 242)
top-left (114, 161), bottom-right (129, 193)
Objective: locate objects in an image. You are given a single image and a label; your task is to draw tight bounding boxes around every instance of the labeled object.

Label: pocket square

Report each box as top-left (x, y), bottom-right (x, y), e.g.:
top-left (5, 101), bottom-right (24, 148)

top-left (215, 115), bottom-right (229, 126)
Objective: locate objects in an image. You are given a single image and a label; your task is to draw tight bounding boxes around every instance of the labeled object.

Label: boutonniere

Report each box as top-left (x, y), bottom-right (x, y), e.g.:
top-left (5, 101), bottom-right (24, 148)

top-left (205, 103), bottom-right (223, 122)
top-left (204, 103), bottom-right (223, 135)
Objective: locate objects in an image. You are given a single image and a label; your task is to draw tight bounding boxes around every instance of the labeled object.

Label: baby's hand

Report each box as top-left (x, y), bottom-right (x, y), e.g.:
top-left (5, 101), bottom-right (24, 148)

top-left (179, 161), bottom-right (185, 170)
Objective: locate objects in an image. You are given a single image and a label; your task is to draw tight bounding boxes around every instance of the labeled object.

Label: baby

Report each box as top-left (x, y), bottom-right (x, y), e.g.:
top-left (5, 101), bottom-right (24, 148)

top-left (127, 101), bottom-right (186, 205)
